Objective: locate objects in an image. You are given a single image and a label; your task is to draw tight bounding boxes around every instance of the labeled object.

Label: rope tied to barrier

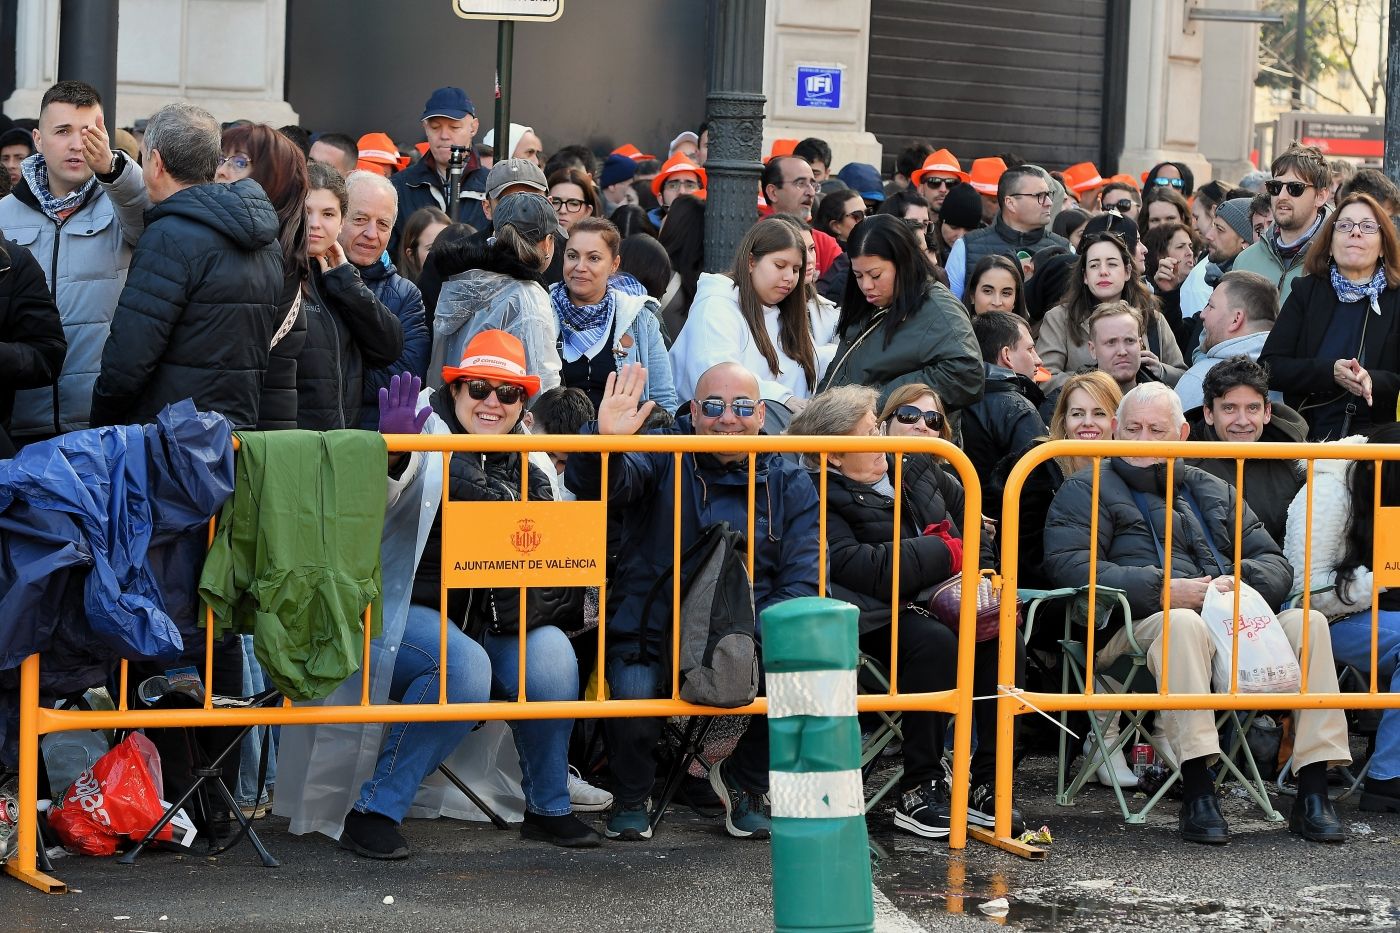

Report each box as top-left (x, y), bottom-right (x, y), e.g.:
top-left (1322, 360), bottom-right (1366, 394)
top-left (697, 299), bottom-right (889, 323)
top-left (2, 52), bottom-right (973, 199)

top-left (974, 684), bottom-right (1080, 740)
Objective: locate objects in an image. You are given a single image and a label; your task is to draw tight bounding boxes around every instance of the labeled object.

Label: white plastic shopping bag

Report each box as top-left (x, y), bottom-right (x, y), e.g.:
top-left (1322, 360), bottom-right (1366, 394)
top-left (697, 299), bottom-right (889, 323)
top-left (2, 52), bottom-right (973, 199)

top-left (1201, 582), bottom-right (1301, 694)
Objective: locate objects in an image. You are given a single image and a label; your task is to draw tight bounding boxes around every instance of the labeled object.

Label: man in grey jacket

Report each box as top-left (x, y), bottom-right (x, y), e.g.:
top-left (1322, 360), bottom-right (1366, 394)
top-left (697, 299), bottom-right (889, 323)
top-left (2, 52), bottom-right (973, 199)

top-left (1, 80), bottom-right (151, 442)
top-left (1174, 271), bottom-right (1279, 411)
top-left (1043, 383), bottom-right (1351, 846)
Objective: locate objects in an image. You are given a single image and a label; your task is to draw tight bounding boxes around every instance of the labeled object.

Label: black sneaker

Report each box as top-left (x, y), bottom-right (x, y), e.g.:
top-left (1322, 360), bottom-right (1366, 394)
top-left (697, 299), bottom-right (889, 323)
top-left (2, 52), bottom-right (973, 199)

top-left (340, 809), bottom-right (409, 860)
top-left (520, 811), bottom-right (603, 848)
top-left (967, 781), bottom-right (1026, 836)
top-left (894, 779), bottom-right (951, 839)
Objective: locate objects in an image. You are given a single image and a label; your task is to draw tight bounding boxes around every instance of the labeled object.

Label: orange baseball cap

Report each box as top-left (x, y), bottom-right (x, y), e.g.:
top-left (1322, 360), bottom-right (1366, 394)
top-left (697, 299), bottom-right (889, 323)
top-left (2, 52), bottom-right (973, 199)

top-left (764, 138), bottom-right (798, 164)
top-left (650, 152), bottom-right (707, 198)
top-left (910, 148), bottom-right (969, 186)
top-left (611, 143), bottom-right (657, 162)
top-left (441, 329), bottom-right (541, 398)
top-left (1062, 161), bottom-right (1106, 194)
top-left (357, 132), bottom-right (411, 173)
top-left (968, 157), bottom-right (1008, 196)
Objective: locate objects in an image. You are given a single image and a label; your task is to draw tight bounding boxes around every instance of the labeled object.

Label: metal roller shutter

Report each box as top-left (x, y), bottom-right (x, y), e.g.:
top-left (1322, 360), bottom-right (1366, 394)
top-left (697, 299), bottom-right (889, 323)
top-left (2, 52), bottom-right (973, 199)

top-left (867, 0), bottom-right (1111, 173)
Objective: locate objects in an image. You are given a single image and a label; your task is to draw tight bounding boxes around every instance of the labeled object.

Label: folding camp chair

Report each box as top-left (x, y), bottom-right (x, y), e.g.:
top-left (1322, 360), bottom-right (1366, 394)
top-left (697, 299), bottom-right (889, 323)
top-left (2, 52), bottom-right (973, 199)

top-left (856, 653), bottom-right (905, 813)
top-left (119, 688), bottom-right (283, 867)
top-left (650, 715), bottom-right (722, 829)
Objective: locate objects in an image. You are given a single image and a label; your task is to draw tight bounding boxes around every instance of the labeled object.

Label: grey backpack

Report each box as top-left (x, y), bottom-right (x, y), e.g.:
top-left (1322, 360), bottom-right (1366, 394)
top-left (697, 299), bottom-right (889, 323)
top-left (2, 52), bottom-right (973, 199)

top-left (639, 521), bottom-right (758, 708)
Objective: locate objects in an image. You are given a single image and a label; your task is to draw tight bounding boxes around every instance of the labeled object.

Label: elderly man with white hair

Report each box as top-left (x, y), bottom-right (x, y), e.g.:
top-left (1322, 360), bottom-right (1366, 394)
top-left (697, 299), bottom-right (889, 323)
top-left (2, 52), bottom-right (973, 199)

top-left (337, 169), bottom-right (429, 427)
top-left (1042, 382), bottom-right (1351, 846)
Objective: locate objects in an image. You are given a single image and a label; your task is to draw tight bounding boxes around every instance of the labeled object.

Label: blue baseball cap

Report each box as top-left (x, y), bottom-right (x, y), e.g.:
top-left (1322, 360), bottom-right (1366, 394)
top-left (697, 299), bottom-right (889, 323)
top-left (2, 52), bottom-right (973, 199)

top-left (421, 86), bottom-right (476, 121)
top-left (837, 162), bottom-right (885, 202)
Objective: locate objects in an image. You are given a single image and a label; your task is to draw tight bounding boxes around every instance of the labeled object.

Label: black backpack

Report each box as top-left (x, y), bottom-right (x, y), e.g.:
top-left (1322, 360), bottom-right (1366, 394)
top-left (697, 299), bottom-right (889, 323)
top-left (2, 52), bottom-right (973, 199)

top-left (638, 521), bottom-right (758, 708)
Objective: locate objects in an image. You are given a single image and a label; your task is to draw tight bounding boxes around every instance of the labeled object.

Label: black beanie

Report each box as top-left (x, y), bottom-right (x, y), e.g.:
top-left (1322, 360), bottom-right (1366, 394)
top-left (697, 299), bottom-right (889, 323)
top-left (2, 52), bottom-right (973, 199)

top-left (939, 182), bottom-right (984, 229)
top-left (1025, 247), bottom-right (1076, 325)
top-left (1081, 212), bottom-right (1139, 255)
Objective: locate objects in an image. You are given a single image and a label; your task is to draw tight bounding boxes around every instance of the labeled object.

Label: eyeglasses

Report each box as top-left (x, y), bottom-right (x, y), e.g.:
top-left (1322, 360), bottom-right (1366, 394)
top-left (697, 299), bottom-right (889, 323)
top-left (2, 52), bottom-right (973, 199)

top-left (663, 178), bottom-right (701, 194)
top-left (1265, 179), bottom-right (1314, 198)
top-left (891, 406), bottom-right (946, 431)
top-left (549, 197), bottom-right (588, 213)
top-left (462, 379), bottom-right (527, 406)
top-left (1152, 176), bottom-right (1184, 189)
top-left (1008, 191), bottom-right (1053, 206)
top-left (921, 177), bottom-right (961, 190)
top-left (698, 397), bottom-right (758, 419)
top-left (783, 177), bottom-right (819, 191)
top-left (219, 154), bottom-right (252, 171)
top-left (904, 217), bottom-right (935, 232)
top-left (844, 209), bottom-right (866, 223)
top-left (1104, 198), bottom-right (1135, 214)
top-left (1335, 218), bottom-right (1381, 235)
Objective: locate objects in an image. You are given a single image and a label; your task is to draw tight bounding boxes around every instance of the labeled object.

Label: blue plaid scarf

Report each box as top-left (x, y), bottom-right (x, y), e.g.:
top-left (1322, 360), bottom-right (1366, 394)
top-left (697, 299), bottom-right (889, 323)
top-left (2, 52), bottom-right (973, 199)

top-left (550, 281), bottom-right (615, 359)
top-left (1330, 262), bottom-right (1388, 315)
top-left (20, 152), bottom-right (97, 222)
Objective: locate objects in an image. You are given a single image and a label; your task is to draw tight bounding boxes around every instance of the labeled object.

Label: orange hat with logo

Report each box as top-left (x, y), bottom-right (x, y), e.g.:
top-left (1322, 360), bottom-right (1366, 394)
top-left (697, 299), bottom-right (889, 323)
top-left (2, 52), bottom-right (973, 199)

top-left (1062, 161), bottom-right (1106, 194)
top-left (910, 148), bottom-right (969, 186)
top-left (611, 143), bottom-right (657, 162)
top-left (650, 152), bottom-right (708, 198)
top-left (968, 157), bottom-right (1008, 196)
top-left (764, 138), bottom-right (799, 164)
top-left (357, 132), bottom-right (411, 174)
top-left (441, 329), bottom-right (541, 398)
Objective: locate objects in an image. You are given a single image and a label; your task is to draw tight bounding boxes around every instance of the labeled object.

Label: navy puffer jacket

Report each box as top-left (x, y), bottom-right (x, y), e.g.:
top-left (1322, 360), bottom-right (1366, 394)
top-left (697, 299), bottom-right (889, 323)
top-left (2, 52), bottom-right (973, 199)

top-left (355, 257), bottom-right (429, 428)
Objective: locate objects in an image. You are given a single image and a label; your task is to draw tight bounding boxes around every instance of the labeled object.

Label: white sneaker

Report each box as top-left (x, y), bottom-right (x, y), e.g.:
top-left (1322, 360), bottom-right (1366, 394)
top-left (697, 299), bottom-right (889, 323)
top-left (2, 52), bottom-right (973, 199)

top-left (1084, 735), bottom-right (1139, 789)
top-left (567, 766), bottom-right (614, 812)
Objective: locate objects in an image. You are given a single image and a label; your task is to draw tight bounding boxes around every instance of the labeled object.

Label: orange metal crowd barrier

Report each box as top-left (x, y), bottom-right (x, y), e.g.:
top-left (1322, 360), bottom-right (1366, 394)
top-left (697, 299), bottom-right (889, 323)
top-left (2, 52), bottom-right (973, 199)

top-left (5, 432), bottom-right (985, 894)
top-left (988, 440), bottom-right (1400, 856)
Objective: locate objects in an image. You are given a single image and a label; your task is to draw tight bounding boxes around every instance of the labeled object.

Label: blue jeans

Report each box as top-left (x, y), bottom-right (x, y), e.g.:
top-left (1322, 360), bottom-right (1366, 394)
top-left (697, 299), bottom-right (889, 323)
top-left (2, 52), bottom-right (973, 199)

top-left (1331, 610), bottom-right (1400, 780)
top-left (237, 634), bottom-right (276, 805)
top-left (356, 605), bottom-right (577, 822)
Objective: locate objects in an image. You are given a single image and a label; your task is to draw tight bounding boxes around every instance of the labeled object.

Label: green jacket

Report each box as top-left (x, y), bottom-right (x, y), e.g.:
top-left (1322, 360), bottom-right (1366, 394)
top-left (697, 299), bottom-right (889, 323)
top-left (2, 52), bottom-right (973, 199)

top-left (198, 429), bottom-right (388, 700)
top-left (1232, 208), bottom-right (1329, 306)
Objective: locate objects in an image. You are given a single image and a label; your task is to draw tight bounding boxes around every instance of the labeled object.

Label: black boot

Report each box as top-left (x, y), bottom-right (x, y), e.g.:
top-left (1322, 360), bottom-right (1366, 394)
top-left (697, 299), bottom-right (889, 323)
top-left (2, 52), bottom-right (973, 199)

top-left (1178, 792), bottom-right (1230, 845)
top-left (1360, 775), bottom-right (1400, 814)
top-left (340, 809), bottom-right (409, 860)
top-left (520, 811), bottom-right (602, 848)
top-left (1289, 791), bottom-right (1346, 843)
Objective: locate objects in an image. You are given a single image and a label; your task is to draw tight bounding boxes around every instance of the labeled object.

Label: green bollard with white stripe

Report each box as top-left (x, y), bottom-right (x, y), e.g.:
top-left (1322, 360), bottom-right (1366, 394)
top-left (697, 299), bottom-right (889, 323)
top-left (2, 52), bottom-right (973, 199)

top-left (765, 596), bottom-right (874, 933)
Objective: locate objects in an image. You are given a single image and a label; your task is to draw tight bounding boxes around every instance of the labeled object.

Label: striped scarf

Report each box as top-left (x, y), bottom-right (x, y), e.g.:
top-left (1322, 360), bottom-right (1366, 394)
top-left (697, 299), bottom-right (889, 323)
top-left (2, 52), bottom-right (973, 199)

top-left (1330, 263), bottom-right (1388, 315)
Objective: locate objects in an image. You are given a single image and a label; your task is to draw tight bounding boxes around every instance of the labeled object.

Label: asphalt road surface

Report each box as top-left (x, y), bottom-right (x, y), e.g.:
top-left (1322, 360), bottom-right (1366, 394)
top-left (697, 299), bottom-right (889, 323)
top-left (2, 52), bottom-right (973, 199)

top-left (9, 745), bottom-right (1400, 932)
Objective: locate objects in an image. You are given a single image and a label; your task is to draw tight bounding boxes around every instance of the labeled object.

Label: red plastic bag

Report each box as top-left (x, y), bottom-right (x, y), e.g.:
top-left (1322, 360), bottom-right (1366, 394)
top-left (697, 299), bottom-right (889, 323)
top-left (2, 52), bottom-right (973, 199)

top-left (48, 732), bottom-right (178, 856)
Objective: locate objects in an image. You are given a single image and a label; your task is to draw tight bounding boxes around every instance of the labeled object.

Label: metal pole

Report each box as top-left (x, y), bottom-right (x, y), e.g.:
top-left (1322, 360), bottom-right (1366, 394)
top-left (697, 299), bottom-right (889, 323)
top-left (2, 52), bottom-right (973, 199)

top-left (765, 597), bottom-right (874, 933)
top-left (1386, 0), bottom-right (1400, 186)
top-left (703, 0), bottom-right (766, 274)
top-left (57, 0), bottom-right (118, 117)
top-left (493, 20), bottom-right (515, 165)
top-left (1292, 0), bottom-right (1307, 110)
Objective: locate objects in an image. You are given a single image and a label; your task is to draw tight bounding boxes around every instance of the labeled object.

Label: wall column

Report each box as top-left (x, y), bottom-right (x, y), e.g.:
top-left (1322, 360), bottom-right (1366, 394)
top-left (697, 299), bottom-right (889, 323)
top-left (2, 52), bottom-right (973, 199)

top-left (1119, 0), bottom-right (1213, 182)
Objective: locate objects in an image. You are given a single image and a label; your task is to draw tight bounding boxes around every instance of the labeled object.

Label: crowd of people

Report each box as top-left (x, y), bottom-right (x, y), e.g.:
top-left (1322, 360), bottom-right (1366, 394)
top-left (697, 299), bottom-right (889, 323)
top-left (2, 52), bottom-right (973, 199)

top-left (4, 78), bottom-right (1400, 863)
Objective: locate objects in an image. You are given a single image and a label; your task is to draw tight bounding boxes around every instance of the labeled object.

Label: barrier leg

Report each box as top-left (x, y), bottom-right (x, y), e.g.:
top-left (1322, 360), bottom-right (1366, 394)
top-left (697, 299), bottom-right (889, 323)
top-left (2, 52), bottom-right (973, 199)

top-left (765, 597), bottom-right (873, 933)
top-left (5, 654), bottom-right (65, 893)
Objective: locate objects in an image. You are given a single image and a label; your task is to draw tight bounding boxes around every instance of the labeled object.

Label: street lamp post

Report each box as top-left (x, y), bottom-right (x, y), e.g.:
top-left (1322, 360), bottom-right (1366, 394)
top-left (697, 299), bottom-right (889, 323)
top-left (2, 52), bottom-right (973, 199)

top-left (57, 0), bottom-right (118, 116)
top-left (703, 0), bottom-right (766, 274)
top-left (1386, 0), bottom-right (1400, 187)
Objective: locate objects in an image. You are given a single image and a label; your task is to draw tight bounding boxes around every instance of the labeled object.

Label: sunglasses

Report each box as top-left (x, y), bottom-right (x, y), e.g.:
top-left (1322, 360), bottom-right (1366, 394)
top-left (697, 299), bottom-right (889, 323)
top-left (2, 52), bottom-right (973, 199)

top-left (462, 379), bottom-right (527, 406)
top-left (891, 406), bottom-right (945, 431)
top-left (921, 177), bottom-right (961, 190)
top-left (845, 209), bottom-right (867, 222)
top-left (1151, 176), bottom-right (1184, 189)
top-left (698, 397), bottom-right (758, 419)
top-left (1104, 198), bottom-right (1135, 214)
top-left (1264, 179), bottom-right (1314, 198)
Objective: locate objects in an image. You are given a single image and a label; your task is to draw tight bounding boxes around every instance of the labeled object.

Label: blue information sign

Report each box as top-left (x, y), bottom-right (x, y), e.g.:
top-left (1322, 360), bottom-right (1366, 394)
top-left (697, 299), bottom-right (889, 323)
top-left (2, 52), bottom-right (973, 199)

top-left (795, 66), bottom-right (843, 109)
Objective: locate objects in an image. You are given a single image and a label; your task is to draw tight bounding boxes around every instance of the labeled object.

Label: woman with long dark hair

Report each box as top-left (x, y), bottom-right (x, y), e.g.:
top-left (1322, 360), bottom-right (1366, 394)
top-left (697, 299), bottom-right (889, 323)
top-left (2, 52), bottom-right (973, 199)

top-left (217, 122), bottom-right (310, 430)
top-left (656, 194), bottom-right (704, 343)
top-left (669, 215), bottom-right (819, 407)
top-left (963, 254), bottom-right (1028, 318)
top-left (1036, 231), bottom-right (1184, 388)
top-left (816, 214), bottom-right (981, 413)
top-left (1284, 421), bottom-right (1400, 814)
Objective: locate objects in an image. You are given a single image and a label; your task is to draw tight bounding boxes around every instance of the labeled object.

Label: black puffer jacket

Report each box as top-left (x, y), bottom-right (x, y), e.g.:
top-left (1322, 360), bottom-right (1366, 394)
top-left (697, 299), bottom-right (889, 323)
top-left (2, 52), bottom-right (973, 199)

top-left (825, 453), bottom-right (994, 634)
top-left (89, 179), bottom-right (283, 429)
top-left (1184, 401), bottom-right (1309, 548)
top-left (961, 364), bottom-right (1047, 514)
top-left (356, 258), bottom-right (429, 429)
top-left (0, 238), bottom-right (65, 455)
top-left (256, 268), bottom-right (306, 430)
top-left (1043, 457), bottom-right (1293, 629)
top-left (411, 387), bottom-right (568, 636)
top-left (296, 262), bottom-right (404, 430)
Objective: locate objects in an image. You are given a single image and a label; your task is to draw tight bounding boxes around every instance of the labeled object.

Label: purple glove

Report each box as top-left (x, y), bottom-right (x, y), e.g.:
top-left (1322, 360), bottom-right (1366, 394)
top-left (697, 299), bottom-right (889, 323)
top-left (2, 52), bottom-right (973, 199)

top-left (378, 373), bottom-right (430, 435)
